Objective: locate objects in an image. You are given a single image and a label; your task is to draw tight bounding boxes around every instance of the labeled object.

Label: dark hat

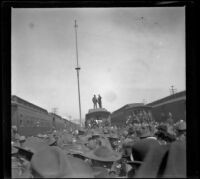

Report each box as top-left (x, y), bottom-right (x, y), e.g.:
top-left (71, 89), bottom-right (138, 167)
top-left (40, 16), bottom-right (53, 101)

top-left (83, 146), bottom-right (122, 162)
top-left (30, 146), bottom-right (99, 178)
top-left (157, 124), bottom-right (168, 132)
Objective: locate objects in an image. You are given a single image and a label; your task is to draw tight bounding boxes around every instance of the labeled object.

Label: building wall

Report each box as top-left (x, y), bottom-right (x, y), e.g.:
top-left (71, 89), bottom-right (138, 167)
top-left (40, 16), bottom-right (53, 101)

top-left (110, 107), bottom-right (152, 127)
top-left (151, 99), bottom-right (186, 122)
top-left (11, 104), bottom-right (18, 126)
top-left (12, 103), bottom-right (53, 136)
top-left (11, 95), bottom-right (79, 136)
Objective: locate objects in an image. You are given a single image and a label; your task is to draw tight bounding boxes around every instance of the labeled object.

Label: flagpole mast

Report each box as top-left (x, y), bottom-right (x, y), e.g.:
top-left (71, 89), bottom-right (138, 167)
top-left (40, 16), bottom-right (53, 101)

top-left (74, 20), bottom-right (82, 127)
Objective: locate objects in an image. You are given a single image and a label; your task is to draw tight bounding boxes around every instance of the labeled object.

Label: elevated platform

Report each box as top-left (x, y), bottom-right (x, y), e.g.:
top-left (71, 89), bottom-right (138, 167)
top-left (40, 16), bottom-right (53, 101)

top-left (85, 108), bottom-right (111, 128)
top-left (88, 108), bottom-right (109, 114)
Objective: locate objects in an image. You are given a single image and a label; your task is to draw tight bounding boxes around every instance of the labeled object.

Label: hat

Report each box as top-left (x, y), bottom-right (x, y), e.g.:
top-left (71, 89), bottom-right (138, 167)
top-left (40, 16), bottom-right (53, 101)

top-left (83, 146), bottom-right (122, 162)
top-left (30, 146), bottom-right (99, 178)
top-left (12, 145), bottom-right (19, 155)
top-left (122, 130), bottom-right (129, 137)
top-left (57, 133), bottom-right (74, 147)
top-left (62, 143), bottom-right (90, 155)
top-left (14, 136), bottom-right (48, 155)
top-left (19, 136), bottom-right (26, 142)
top-left (78, 128), bottom-right (86, 135)
top-left (106, 133), bottom-right (119, 140)
top-left (12, 125), bottom-right (17, 131)
top-left (103, 128), bottom-right (109, 134)
top-left (139, 129), bottom-right (152, 139)
top-left (176, 121), bottom-right (186, 131)
top-left (78, 134), bottom-right (92, 143)
top-left (157, 124), bottom-right (168, 132)
top-left (43, 135), bottom-right (56, 146)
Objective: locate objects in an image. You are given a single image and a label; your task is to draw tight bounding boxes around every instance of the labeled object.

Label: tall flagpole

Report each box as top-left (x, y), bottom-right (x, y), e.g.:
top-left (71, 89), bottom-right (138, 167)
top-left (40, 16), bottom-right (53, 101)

top-left (74, 20), bottom-right (82, 127)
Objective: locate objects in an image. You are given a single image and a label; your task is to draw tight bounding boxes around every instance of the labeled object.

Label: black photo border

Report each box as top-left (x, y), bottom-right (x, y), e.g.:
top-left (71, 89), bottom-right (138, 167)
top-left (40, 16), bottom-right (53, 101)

top-left (1, 0), bottom-right (199, 178)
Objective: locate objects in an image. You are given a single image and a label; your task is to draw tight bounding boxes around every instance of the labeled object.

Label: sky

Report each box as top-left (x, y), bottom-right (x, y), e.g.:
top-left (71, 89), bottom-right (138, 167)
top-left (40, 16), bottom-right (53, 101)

top-left (11, 7), bottom-right (185, 122)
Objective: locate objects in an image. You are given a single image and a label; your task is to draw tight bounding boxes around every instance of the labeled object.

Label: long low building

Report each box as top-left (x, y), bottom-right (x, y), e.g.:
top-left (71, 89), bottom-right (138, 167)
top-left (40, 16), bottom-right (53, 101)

top-left (11, 95), bottom-right (78, 136)
top-left (110, 103), bottom-right (153, 127)
top-left (147, 90), bottom-right (186, 123)
top-left (110, 90), bottom-right (186, 126)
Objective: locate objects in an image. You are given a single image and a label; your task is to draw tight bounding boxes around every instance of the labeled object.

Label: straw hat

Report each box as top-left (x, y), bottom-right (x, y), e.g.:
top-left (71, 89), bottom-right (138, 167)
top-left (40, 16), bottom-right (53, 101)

top-left (30, 146), bottom-right (100, 178)
top-left (83, 145), bottom-right (122, 162)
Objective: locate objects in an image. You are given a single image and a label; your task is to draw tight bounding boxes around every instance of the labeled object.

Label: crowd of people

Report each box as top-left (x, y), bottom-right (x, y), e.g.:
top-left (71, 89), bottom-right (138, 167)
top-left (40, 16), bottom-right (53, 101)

top-left (11, 115), bottom-right (186, 178)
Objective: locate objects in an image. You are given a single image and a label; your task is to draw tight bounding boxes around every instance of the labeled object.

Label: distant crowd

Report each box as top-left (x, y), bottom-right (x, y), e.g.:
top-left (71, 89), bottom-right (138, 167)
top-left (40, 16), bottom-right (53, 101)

top-left (11, 112), bottom-right (186, 178)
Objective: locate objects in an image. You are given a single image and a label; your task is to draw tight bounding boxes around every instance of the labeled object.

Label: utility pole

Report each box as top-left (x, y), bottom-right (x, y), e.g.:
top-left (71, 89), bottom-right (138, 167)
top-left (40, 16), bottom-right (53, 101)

top-left (142, 99), bottom-right (146, 104)
top-left (51, 107), bottom-right (57, 129)
top-left (52, 107), bottom-right (57, 115)
top-left (74, 20), bottom-right (82, 127)
top-left (169, 85), bottom-right (177, 95)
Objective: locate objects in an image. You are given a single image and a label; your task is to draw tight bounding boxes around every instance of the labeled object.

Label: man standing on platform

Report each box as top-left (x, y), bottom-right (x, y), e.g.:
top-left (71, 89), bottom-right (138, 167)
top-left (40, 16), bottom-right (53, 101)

top-left (98, 94), bottom-right (102, 108)
top-left (92, 94), bottom-right (98, 109)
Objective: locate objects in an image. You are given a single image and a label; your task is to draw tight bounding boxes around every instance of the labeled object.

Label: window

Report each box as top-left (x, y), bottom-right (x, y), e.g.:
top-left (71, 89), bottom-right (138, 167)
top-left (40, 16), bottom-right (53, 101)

top-left (27, 120), bottom-right (30, 127)
top-left (19, 119), bottom-right (23, 127)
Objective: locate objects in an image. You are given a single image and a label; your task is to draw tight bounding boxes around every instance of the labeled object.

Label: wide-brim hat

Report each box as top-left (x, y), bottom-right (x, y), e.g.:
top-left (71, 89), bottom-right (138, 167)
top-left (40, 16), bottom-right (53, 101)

top-left (138, 127), bottom-right (153, 139)
top-left (43, 135), bottom-right (57, 146)
top-left (83, 146), bottom-right (122, 162)
top-left (106, 133), bottom-right (119, 140)
top-left (62, 143), bottom-right (90, 155)
top-left (57, 133), bottom-right (74, 147)
top-left (30, 146), bottom-right (100, 178)
top-left (78, 134), bottom-right (92, 143)
top-left (14, 136), bottom-right (48, 155)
